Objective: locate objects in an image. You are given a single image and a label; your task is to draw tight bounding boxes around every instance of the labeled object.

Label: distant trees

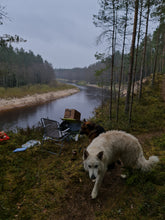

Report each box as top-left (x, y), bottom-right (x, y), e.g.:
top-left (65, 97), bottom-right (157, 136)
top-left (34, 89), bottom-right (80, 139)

top-left (55, 62), bottom-right (108, 84)
top-left (0, 46), bottom-right (55, 87)
top-left (0, 4), bottom-right (55, 88)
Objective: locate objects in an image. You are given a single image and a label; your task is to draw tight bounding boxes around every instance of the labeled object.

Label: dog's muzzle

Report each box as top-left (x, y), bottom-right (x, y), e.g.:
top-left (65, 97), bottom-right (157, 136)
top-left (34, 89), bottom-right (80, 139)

top-left (90, 174), bottom-right (96, 182)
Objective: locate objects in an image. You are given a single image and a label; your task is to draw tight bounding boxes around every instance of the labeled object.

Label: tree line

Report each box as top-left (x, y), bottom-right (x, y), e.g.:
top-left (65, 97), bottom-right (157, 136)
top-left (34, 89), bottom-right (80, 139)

top-left (0, 46), bottom-right (55, 87)
top-left (93, 0), bottom-right (165, 123)
top-left (55, 62), bottom-right (108, 84)
top-left (0, 5), bottom-right (55, 88)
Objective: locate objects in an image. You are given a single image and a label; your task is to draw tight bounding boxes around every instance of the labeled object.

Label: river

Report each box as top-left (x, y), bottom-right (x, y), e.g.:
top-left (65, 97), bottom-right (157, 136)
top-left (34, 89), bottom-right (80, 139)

top-left (0, 85), bottom-right (108, 131)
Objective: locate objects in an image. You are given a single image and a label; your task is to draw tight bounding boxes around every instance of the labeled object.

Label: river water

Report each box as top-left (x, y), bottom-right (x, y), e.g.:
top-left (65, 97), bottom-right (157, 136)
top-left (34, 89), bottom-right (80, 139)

top-left (0, 85), bottom-right (108, 131)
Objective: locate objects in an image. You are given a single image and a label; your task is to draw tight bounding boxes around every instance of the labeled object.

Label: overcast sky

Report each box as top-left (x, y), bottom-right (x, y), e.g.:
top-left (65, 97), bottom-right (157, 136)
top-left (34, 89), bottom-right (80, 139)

top-left (1, 0), bottom-right (101, 68)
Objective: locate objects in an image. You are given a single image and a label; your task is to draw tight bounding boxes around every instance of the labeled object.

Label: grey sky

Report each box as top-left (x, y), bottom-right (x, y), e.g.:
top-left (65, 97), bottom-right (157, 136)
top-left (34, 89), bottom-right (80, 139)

top-left (1, 0), bottom-right (100, 68)
top-left (1, 0), bottom-right (158, 69)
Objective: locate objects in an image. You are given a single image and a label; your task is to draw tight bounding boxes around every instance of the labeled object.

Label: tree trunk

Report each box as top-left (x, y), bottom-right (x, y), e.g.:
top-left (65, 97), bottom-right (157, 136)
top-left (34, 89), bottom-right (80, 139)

top-left (109, 0), bottom-right (116, 120)
top-left (125, 0), bottom-right (139, 113)
top-left (152, 28), bottom-right (160, 85)
top-left (116, 1), bottom-right (128, 122)
top-left (129, 0), bottom-right (143, 124)
top-left (139, 0), bottom-right (150, 99)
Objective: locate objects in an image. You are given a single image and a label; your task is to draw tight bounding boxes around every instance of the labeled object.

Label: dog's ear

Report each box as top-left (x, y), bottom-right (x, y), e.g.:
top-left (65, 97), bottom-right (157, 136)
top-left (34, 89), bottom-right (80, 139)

top-left (83, 149), bottom-right (89, 160)
top-left (97, 151), bottom-right (104, 160)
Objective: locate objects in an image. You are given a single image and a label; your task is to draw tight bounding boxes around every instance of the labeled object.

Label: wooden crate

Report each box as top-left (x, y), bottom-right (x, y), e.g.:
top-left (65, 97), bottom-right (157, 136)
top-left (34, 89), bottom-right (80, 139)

top-left (64, 109), bottom-right (81, 120)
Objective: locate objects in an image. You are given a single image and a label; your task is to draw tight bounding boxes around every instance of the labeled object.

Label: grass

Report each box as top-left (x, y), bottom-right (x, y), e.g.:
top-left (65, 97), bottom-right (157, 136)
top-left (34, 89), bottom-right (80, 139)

top-left (0, 82), bottom-right (76, 99)
top-left (94, 74), bottom-right (165, 133)
top-left (0, 74), bottom-right (165, 219)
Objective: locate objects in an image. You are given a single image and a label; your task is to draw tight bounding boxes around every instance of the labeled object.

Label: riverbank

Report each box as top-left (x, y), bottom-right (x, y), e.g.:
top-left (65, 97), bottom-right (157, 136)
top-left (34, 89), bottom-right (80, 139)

top-left (0, 88), bottom-right (79, 112)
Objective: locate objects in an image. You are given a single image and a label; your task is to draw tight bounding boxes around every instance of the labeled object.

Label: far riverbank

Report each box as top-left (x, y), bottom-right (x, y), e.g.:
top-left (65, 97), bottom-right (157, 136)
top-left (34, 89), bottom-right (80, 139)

top-left (0, 88), bottom-right (79, 113)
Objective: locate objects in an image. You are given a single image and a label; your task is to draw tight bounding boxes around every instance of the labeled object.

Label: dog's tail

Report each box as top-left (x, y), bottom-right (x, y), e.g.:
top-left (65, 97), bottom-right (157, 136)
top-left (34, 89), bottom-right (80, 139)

top-left (137, 155), bottom-right (159, 171)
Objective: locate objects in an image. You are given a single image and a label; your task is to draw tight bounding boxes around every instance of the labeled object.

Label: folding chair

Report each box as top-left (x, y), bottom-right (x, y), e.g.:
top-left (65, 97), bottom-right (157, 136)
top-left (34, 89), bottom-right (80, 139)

top-left (41, 118), bottom-right (70, 155)
top-left (60, 119), bottom-right (81, 140)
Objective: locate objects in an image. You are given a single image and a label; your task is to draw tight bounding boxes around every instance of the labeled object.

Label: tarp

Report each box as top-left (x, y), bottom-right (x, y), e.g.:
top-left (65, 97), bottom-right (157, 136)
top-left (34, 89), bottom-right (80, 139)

top-left (13, 140), bottom-right (41, 152)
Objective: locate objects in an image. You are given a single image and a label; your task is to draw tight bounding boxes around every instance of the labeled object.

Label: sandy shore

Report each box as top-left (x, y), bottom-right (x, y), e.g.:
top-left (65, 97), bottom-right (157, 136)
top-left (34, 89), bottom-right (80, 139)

top-left (0, 88), bottom-right (79, 113)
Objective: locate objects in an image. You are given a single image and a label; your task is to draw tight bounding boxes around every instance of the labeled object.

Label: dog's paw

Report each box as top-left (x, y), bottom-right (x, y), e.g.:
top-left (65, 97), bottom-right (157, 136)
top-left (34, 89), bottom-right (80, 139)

top-left (91, 190), bottom-right (98, 199)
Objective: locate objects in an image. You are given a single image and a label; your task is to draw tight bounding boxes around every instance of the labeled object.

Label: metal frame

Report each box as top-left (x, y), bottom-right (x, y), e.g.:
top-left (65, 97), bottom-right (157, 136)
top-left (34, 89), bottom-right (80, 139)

top-left (41, 118), bottom-right (70, 155)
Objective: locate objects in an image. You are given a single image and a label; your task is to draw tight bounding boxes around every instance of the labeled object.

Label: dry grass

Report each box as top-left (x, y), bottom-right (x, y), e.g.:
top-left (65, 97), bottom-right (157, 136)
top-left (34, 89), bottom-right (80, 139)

top-left (0, 82), bottom-right (75, 99)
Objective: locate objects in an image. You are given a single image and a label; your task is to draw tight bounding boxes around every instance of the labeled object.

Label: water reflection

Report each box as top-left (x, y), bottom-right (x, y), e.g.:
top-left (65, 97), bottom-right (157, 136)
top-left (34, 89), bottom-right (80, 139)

top-left (0, 85), bottom-right (107, 131)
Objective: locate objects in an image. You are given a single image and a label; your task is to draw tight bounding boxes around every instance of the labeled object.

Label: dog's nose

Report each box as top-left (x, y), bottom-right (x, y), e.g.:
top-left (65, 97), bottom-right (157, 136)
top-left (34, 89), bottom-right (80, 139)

top-left (91, 174), bottom-right (96, 180)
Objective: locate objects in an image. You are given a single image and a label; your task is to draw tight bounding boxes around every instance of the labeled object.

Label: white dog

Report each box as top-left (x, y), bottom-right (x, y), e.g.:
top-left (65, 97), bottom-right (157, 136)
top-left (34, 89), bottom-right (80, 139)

top-left (83, 130), bottom-right (159, 199)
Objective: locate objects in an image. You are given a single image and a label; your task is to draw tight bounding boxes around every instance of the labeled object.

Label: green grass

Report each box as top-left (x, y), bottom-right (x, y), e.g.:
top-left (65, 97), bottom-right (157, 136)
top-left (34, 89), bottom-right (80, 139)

top-left (0, 74), bottom-right (165, 219)
top-left (94, 74), bottom-right (165, 133)
top-left (0, 82), bottom-right (76, 99)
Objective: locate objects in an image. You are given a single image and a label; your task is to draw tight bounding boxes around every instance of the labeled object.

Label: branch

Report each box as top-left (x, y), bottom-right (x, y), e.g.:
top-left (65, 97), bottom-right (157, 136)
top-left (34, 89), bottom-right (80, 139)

top-left (0, 34), bottom-right (27, 47)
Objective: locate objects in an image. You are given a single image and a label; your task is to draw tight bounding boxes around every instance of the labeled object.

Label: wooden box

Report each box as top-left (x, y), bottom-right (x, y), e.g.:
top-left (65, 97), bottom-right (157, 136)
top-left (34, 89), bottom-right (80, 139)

top-left (64, 109), bottom-right (81, 121)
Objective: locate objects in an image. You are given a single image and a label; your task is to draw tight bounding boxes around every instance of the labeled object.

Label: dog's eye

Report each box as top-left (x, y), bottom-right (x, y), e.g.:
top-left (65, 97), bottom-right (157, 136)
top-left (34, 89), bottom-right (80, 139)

top-left (94, 165), bottom-right (98, 168)
top-left (88, 165), bottom-right (92, 168)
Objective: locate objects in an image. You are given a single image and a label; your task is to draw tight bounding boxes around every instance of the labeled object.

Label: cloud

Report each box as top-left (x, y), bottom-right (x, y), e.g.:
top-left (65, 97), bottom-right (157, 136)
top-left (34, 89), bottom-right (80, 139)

top-left (1, 0), bottom-right (100, 68)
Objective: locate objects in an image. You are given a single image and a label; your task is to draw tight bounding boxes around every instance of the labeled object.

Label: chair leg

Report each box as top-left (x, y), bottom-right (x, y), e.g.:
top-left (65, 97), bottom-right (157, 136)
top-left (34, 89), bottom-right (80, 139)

top-left (40, 138), bottom-right (63, 155)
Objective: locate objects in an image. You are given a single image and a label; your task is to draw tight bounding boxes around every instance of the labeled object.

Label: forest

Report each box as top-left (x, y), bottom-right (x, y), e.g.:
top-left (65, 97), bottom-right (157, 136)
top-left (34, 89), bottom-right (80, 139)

top-left (0, 46), bottom-right (55, 88)
top-left (57, 0), bottom-right (165, 123)
top-left (0, 5), bottom-right (56, 88)
top-left (57, 0), bottom-right (164, 85)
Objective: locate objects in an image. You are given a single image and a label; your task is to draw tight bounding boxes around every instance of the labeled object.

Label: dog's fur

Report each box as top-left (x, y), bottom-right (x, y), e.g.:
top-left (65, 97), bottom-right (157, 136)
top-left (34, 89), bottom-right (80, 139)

top-left (83, 130), bottom-right (159, 199)
top-left (80, 119), bottom-right (105, 142)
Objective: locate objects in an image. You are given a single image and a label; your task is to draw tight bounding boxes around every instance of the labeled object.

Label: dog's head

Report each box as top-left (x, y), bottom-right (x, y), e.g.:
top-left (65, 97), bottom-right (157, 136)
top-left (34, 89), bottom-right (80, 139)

top-left (80, 119), bottom-right (96, 135)
top-left (83, 149), bottom-right (104, 182)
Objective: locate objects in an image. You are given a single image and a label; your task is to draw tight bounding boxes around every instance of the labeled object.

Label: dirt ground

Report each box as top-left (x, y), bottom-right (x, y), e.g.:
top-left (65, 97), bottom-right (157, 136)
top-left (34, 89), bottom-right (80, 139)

top-left (60, 165), bottom-right (124, 220)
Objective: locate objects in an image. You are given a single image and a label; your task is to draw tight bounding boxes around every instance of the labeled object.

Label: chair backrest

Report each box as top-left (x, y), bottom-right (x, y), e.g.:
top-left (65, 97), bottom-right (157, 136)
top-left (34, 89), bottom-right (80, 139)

top-left (41, 118), bottom-right (62, 139)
